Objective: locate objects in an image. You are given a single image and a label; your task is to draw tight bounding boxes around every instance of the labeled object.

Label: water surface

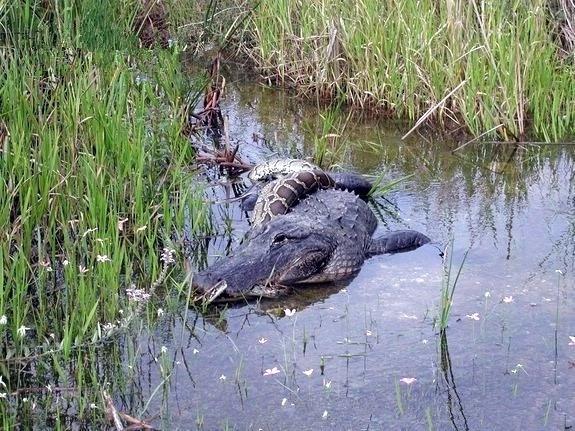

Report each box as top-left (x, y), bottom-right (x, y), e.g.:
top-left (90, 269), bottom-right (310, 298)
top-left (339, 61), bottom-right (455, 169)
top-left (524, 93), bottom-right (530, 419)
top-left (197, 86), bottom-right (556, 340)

top-left (140, 81), bottom-right (575, 430)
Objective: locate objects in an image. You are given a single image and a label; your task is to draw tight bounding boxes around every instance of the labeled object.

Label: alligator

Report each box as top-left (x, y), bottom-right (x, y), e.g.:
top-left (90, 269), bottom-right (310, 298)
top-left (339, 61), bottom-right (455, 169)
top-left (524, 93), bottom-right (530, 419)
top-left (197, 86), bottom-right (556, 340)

top-left (192, 161), bottom-right (430, 303)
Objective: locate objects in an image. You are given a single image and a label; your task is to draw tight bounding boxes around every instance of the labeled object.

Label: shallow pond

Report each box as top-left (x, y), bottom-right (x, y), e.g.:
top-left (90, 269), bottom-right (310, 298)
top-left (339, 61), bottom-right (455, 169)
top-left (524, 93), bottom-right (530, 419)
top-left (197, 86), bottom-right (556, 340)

top-left (140, 80), bottom-right (575, 430)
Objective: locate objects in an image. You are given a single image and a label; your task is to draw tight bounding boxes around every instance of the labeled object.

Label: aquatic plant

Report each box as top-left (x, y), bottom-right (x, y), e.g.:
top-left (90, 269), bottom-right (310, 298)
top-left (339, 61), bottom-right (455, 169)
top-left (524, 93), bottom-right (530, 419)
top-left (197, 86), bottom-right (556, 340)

top-left (437, 241), bottom-right (468, 332)
top-left (248, 0), bottom-right (575, 141)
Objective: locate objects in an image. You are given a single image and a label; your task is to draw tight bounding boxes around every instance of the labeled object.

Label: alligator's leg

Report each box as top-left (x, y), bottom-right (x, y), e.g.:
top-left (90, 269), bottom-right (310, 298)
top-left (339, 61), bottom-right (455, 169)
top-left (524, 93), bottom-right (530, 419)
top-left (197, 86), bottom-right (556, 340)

top-left (367, 230), bottom-right (430, 256)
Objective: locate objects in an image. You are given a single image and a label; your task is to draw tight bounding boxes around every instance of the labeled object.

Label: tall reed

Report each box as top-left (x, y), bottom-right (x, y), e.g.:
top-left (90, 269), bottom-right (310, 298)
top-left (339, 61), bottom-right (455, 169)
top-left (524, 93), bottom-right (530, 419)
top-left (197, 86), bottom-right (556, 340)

top-left (249, 0), bottom-right (575, 141)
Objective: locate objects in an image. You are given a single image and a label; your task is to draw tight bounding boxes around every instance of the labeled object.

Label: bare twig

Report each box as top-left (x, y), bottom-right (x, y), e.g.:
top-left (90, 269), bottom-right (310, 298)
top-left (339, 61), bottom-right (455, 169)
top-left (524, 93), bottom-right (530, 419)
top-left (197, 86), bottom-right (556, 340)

top-left (402, 80), bottom-right (467, 140)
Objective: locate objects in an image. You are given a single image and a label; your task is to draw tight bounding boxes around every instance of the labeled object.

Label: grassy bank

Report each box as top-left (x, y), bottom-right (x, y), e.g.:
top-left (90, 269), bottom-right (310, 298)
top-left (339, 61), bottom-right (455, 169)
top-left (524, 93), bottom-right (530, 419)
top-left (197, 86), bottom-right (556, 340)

top-left (247, 0), bottom-right (575, 141)
top-left (0, 1), bottom-right (208, 427)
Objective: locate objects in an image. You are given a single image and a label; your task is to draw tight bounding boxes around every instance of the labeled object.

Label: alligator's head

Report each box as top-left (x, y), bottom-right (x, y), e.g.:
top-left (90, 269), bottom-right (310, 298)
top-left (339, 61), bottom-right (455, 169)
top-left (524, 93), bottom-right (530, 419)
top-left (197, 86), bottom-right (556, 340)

top-left (191, 218), bottom-right (338, 302)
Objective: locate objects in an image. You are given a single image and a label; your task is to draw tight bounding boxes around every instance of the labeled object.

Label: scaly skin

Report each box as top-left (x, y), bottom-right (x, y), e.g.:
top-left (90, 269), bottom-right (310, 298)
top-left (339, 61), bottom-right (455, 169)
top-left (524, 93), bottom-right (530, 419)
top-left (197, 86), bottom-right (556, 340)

top-left (193, 160), bottom-right (430, 302)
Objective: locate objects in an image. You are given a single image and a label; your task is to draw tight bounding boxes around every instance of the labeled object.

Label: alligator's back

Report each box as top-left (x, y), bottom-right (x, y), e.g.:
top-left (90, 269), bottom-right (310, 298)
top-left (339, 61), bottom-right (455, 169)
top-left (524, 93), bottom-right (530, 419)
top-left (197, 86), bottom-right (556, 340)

top-left (248, 188), bottom-right (378, 283)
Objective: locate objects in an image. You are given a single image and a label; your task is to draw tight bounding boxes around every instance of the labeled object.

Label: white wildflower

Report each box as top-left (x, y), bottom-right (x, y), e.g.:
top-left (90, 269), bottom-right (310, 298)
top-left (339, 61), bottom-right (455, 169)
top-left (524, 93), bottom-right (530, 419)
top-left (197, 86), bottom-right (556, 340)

top-left (503, 296), bottom-right (514, 303)
top-left (117, 218), bottom-right (128, 231)
top-left (284, 308), bottom-right (296, 317)
top-left (160, 248), bottom-right (176, 265)
top-left (0, 315), bottom-right (6, 325)
top-left (399, 377), bottom-right (417, 385)
top-left (302, 369), bottom-right (313, 376)
top-left (157, 308), bottom-right (164, 317)
top-left (17, 325), bottom-right (30, 338)
top-left (263, 367), bottom-right (280, 376)
top-left (219, 374), bottom-right (226, 381)
top-left (126, 287), bottom-right (151, 303)
top-left (466, 313), bottom-right (480, 321)
top-left (78, 265), bottom-right (89, 274)
top-left (258, 337), bottom-right (268, 344)
top-left (96, 255), bottom-right (111, 263)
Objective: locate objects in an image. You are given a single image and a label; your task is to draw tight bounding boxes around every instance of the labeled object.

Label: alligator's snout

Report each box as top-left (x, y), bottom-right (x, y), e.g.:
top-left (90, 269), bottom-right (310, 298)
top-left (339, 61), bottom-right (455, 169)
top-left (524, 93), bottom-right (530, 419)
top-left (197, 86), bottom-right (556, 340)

top-left (191, 272), bottom-right (231, 303)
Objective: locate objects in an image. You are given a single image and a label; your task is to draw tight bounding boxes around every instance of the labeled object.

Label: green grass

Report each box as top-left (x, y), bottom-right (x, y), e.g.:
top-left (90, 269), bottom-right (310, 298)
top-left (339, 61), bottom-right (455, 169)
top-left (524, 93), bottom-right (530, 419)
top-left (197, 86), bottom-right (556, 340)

top-left (436, 241), bottom-right (468, 333)
top-left (0, 0), bottom-right (210, 427)
top-left (248, 0), bottom-right (575, 141)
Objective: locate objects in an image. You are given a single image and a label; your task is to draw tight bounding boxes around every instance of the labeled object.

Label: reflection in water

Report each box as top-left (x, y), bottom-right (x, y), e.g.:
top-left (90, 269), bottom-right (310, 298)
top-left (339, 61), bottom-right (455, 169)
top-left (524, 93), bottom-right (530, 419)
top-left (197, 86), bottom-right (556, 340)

top-left (136, 81), bottom-right (575, 429)
top-left (439, 330), bottom-right (469, 431)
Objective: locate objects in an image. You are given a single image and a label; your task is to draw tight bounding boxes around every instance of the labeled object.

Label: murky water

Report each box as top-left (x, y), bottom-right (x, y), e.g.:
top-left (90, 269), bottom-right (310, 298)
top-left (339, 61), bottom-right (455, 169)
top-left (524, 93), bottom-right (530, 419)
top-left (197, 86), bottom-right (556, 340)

top-left (138, 81), bottom-right (575, 430)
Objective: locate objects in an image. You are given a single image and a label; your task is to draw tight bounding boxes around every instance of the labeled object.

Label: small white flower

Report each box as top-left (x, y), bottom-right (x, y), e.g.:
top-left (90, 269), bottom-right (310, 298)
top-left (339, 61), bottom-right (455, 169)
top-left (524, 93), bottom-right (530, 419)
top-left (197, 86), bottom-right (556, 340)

top-left (219, 374), bottom-right (226, 381)
top-left (160, 248), bottom-right (176, 265)
top-left (90, 403), bottom-right (97, 409)
top-left (503, 296), bottom-right (514, 303)
top-left (17, 325), bottom-right (30, 338)
top-left (365, 330), bottom-right (373, 336)
top-left (46, 384), bottom-right (52, 393)
top-left (193, 348), bottom-right (199, 354)
top-left (0, 315), bottom-right (7, 325)
top-left (399, 377), bottom-right (417, 385)
top-left (22, 397), bottom-right (28, 403)
top-left (160, 346), bottom-right (167, 354)
top-left (281, 398), bottom-right (287, 406)
top-left (117, 218), bottom-right (128, 231)
top-left (157, 308), bottom-right (164, 317)
top-left (0, 393), bottom-right (6, 399)
top-left (422, 339), bottom-right (429, 344)
top-left (284, 308), bottom-right (296, 317)
top-left (484, 291), bottom-right (491, 298)
top-left (466, 313), bottom-right (480, 321)
top-left (302, 369), bottom-right (314, 376)
top-left (96, 255), bottom-right (111, 263)
top-left (258, 337), bottom-right (268, 344)
top-left (323, 380), bottom-right (332, 388)
top-left (62, 259), bottom-right (69, 266)
top-left (78, 265), bottom-right (89, 274)
top-left (568, 336), bottom-right (575, 346)
top-left (322, 410), bottom-right (328, 419)
top-left (263, 367), bottom-right (280, 376)
top-left (126, 287), bottom-right (151, 303)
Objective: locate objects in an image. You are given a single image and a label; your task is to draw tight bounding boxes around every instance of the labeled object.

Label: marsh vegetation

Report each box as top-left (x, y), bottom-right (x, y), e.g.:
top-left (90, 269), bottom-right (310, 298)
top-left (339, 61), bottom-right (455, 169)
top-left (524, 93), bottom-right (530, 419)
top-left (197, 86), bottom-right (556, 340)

top-left (1, 0), bottom-right (575, 429)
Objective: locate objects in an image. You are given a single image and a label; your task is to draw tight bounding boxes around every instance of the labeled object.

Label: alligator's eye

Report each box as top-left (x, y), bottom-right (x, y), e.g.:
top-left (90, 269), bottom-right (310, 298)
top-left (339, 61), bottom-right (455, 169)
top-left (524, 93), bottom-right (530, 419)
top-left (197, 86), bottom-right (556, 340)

top-left (272, 234), bottom-right (288, 245)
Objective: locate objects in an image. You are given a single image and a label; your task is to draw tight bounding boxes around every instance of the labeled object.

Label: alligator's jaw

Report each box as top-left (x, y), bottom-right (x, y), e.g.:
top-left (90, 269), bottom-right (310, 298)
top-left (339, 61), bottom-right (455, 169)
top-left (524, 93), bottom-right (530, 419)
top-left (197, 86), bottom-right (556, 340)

top-left (194, 280), bottom-right (229, 304)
